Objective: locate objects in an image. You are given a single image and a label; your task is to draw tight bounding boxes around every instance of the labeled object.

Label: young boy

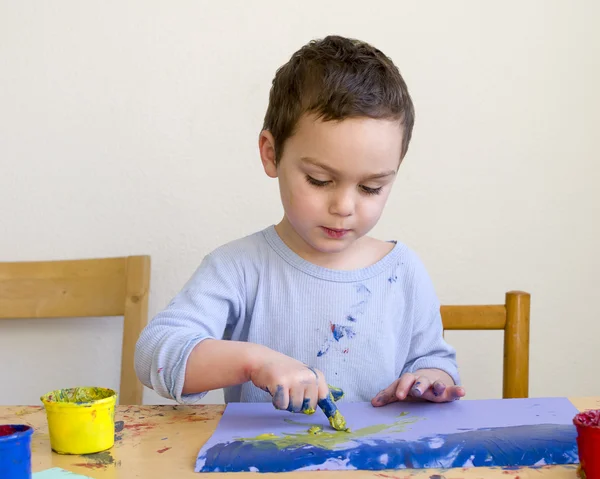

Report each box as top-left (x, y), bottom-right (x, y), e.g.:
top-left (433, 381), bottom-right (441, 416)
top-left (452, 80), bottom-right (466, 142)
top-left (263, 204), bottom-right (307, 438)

top-left (135, 35), bottom-right (465, 423)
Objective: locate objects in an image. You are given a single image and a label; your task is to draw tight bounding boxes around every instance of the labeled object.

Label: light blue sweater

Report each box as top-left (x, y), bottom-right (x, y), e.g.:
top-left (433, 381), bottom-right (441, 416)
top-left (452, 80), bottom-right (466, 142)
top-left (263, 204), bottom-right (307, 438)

top-left (134, 226), bottom-right (459, 404)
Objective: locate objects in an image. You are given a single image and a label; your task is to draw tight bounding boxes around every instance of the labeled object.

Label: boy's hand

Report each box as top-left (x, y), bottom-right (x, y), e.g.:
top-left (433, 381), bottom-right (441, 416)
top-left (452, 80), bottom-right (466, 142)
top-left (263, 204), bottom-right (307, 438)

top-left (371, 370), bottom-right (465, 406)
top-left (249, 347), bottom-right (329, 413)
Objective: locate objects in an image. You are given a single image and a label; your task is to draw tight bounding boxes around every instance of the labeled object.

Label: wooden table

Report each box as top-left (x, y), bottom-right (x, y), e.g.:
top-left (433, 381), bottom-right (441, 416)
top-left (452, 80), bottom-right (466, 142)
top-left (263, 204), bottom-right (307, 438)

top-left (1, 397), bottom-right (597, 478)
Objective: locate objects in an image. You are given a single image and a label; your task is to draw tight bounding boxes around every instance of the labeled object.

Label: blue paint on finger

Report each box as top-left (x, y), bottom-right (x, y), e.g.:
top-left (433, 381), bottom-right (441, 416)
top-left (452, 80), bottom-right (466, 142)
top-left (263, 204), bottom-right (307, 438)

top-left (329, 385), bottom-right (344, 402)
top-left (411, 385), bottom-right (423, 397)
top-left (433, 382), bottom-right (446, 397)
top-left (271, 385), bottom-right (285, 410)
top-left (317, 396), bottom-right (337, 418)
top-left (286, 400), bottom-right (301, 413)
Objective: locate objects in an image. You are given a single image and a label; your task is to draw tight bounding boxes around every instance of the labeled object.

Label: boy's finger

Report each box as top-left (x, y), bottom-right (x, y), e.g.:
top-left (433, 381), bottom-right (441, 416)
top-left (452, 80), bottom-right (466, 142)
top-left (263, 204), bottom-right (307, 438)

top-left (301, 384), bottom-right (318, 414)
top-left (317, 394), bottom-right (338, 418)
top-left (316, 376), bottom-right (338, 418)
top-left (371, 379), bottom-right (400, 406)
top-left (287, 388), bottom-right (304, 413)
top-left (301, 397), bottom-right (316, 414)
top-left (445, 385), bottom-right (465, 401)
top-left (328, 385), bottom-right (344, 402)
top-left (317, 387), bottom-right (349, 431)
top-left (395, 373), bottom-right (417, 400)
top-left (271, 384), bottom-right (290, 411)
top-left (409, 376), bottom-right (431, 398)
top-left (432, 381), bottom-right (447, 398)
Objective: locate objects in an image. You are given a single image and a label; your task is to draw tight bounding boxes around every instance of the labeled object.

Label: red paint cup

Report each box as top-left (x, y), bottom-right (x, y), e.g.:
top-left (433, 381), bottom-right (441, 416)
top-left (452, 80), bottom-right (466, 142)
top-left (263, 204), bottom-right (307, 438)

top-left (573, 410), bottom-right (600, 479)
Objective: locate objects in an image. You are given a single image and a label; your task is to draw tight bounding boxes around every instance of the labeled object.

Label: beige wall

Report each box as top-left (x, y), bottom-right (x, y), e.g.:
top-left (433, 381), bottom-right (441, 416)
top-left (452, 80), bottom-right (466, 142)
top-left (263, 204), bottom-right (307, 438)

top-left (1, 0), bottom-right (598, 405)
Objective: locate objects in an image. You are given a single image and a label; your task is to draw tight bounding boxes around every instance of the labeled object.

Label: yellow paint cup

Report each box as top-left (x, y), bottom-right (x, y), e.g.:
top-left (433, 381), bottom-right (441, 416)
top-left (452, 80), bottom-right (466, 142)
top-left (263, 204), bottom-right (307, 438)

top-left (40, 386), bottom-right (117, 455)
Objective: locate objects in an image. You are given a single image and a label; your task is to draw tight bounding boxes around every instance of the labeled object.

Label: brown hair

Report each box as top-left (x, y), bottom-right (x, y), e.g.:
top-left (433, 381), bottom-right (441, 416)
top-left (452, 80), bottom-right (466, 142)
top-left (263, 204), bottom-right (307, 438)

top-left (262, 35), bottom-right (415, 165)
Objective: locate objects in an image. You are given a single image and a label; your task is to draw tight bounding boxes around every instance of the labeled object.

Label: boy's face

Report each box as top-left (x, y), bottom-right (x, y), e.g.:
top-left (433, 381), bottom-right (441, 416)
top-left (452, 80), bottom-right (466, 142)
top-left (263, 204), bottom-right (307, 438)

top-left (260, 114), bottom-right (403, 259)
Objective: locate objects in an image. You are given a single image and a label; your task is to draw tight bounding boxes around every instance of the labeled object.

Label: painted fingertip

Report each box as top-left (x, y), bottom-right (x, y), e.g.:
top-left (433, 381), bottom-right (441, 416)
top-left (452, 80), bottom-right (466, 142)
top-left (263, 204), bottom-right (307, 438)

top-left (433, 381), bottom-right (446, 395)
top-left (317, 396), bottom-right (337, 418)
top-left (271, 385), bottom-right (285, 409)
top-left (328, 385), bottom-right (344, 402)
top-left (301, 398), bottom-right (316, 415)
top-left (410, 386), bottom-right (422, 397)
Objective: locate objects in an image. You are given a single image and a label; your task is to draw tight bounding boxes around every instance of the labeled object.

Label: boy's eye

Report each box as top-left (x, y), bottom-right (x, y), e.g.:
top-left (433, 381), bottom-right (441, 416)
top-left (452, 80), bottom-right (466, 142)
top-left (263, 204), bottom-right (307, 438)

top-left (360, 185), bottom-right (382, 195)
top-left (305, 175), bottom-right (330, 187)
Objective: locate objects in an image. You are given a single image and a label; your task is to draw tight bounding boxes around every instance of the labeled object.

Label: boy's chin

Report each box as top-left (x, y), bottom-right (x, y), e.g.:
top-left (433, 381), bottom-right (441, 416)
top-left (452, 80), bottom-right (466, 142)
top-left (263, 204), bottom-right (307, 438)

top-left (308, 237), bottom-right (356, 255)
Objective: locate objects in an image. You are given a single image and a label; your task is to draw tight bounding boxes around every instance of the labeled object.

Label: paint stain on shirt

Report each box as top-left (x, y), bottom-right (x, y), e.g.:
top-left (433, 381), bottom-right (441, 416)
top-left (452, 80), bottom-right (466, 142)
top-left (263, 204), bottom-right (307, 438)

top-left (318, 323), bottom-right (356, 356)
top-left (331, 323), bottom-right (355, 341)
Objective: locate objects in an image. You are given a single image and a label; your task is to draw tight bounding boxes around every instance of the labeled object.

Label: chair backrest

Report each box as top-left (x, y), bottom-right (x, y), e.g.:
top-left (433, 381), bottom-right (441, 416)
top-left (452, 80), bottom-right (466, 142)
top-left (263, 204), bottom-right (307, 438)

top-left (0, 255), bottom-right (150, 405)
top-left (441, 291), bottom-right (530, 399)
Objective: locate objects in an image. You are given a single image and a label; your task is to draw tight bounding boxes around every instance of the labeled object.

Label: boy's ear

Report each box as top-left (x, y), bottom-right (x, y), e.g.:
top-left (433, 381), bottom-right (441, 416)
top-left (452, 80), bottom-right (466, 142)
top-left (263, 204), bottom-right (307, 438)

top-left (259, 130), bottom-right (278, 178)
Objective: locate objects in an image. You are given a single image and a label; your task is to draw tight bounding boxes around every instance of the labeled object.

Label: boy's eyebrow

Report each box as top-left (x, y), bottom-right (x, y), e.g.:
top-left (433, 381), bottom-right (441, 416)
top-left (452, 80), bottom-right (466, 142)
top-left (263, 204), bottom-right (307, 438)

top-left (300, 157), bottom-right (396, 180)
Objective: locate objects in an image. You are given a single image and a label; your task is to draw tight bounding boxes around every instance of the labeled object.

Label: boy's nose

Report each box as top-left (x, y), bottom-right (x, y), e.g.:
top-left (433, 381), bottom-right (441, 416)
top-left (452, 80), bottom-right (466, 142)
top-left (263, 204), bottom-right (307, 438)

top-left (329, 190), bottom-right (354, 217)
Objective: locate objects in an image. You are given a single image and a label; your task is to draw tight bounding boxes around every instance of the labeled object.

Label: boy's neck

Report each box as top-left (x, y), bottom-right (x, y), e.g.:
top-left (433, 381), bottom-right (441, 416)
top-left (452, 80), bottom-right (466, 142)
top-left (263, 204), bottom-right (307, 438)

top-left (274, 220), bottom-right (393, 271)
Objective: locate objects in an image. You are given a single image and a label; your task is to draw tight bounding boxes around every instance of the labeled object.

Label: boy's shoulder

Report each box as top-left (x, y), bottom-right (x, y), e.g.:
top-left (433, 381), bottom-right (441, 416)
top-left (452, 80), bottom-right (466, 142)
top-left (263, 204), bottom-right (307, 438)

top-left (205, 226), bottom-right (274, 265)
top-left (367, 236), bottom-right (430, 272)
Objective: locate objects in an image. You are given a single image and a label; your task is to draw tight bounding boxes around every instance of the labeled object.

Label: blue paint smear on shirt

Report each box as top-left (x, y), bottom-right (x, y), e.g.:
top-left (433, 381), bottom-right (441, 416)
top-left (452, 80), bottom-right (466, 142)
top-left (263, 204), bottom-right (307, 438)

top-left (331, 324), bottom-right (355, 342)
top-left (355, 284), bottom-right (371, 295)
top-left (196, 423), bottom-right (578, 473)
top-left (317, 342), bottom-right (330, 357)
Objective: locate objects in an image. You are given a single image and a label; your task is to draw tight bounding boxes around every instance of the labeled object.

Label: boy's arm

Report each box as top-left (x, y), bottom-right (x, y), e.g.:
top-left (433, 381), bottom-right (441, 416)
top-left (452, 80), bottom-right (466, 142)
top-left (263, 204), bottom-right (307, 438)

top-left (182, 339), bottom-right (263, 394)
top-left (400, 253), bottom-right (460, 385)
top-left (134, 252), bottom-right (245, 404)
top-left (373, 251), bottom-right (463, 406)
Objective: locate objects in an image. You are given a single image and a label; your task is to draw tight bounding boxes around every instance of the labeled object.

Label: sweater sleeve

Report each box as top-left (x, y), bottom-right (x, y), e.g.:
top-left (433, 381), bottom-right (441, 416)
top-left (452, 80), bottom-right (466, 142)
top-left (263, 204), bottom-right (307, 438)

top-left (134, 252), bottom-right (244, 404)
top-left (400, 253), bottom-right (461, 386)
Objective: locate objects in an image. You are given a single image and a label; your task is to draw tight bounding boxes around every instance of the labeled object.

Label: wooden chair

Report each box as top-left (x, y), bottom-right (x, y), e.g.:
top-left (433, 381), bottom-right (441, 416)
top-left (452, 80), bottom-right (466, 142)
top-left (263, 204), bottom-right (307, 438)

top-left (0, 256), bottom-right (150, 405)
top-left (441, 291), bottom-right (531, 399)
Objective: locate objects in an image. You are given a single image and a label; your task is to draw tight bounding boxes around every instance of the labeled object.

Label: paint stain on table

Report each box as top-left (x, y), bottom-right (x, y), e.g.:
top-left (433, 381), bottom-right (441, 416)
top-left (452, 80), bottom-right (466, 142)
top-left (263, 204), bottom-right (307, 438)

top-left (14, 407), bottom-right (39, 417)
top-left (73, 451), bottom-right (120, 470)
top-left (157, 447), bottom-right (172, 454)
top-left (122, 421), bottom-right (157, 437)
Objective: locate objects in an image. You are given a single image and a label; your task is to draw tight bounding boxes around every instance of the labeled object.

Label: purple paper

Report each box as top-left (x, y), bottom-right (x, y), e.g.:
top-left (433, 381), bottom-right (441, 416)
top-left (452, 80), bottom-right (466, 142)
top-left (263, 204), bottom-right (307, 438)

top-left (196, 398), bottom-right (580, 473)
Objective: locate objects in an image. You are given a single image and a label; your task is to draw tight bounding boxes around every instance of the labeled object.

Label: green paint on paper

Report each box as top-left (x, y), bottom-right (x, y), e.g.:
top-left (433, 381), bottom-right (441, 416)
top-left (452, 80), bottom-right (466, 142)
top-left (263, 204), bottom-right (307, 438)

top-left (236, 412), bottom-right (420, 450)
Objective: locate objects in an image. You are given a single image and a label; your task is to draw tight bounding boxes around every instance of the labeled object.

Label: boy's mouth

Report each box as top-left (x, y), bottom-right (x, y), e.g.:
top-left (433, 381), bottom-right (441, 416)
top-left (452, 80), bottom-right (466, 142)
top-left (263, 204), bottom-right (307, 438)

top-left (321, 227), bottom-right (350, 239)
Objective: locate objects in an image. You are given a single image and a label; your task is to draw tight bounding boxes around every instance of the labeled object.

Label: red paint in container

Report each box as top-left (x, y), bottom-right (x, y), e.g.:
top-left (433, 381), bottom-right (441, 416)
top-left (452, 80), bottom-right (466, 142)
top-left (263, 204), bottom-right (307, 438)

top-left (0, 424), bottom-right (34, 479)
top-left (573, 410), bottom-right (600, 478)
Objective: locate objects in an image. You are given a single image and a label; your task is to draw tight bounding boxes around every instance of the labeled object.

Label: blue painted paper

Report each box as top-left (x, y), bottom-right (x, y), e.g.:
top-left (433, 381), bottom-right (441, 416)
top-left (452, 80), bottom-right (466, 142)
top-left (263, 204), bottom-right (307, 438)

top-left (195, 397), bottom-right (580, 473)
